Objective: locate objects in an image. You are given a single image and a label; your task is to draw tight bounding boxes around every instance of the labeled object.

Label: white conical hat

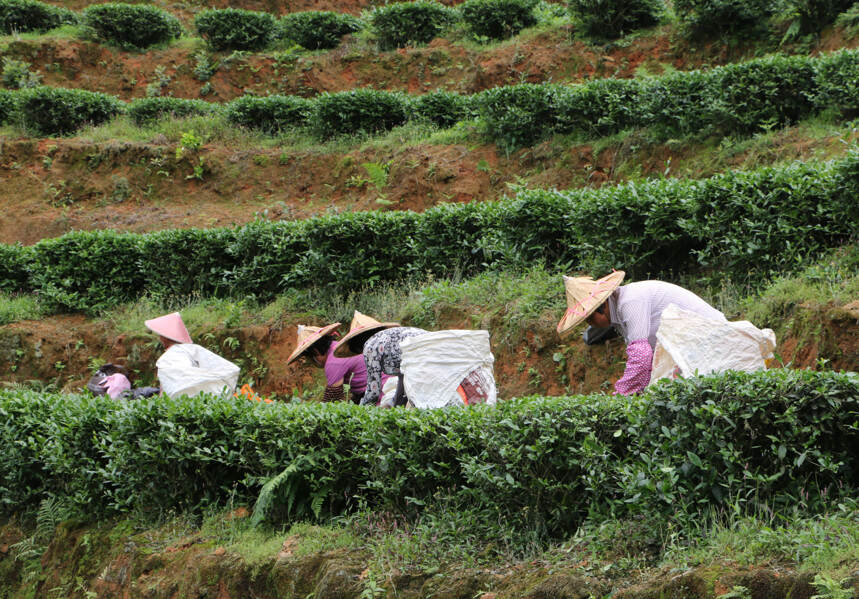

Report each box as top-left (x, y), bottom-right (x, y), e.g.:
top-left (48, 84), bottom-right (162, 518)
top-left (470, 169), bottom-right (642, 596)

top-left (556, 270), bottom-right (625, 336)
top-left (332, 311), bottom-right (399, 357)
top-left (285, 322), bottom-right (341, 365)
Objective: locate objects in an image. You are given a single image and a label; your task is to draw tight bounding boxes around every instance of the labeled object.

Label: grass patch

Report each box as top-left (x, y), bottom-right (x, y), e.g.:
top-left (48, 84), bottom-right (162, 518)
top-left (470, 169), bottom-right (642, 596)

top-left (740, 244), bottom-right (859, 327)
top-left (0, 292), bottom-right (43, 326)
top-left (101, 294), bottom-right (264, 338)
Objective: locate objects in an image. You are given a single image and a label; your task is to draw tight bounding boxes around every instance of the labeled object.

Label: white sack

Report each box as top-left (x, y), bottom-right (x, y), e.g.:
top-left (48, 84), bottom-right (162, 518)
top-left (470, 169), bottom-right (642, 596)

top-left (156, 343), bottom-right (240, 399)
top-left (400, 330), bottom-right (496, 409)
top-left (650, 304), bottom-right (776, 385)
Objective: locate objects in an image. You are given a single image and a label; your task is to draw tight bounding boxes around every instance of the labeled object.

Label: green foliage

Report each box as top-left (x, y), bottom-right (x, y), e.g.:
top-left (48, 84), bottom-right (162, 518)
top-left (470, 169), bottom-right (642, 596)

top-left (127, 97), bottom-right (218, 126)
top-left (312, 89), bottom-right (409, 138)
top-left (0, 89), bottom-right (18, 124)
top-left (408, 90), bottom-right (473, 128)
top-left (0, 291), bottom-right (42, 325)
top-left (0, 0), bottom-right (77, 34)
top-left (194, 8), bottom-right (276, 52)
top-left (81, 3), bottom-right (182, 50)
top-left (568, 0), bottom-right (663, 39)
top-left (460, 0), bottom-right (538, 40)
top-left (0, 243), bottom-right (32, 293)
top-left (225, 94), bottom-right (312, 134)
top-left (782, 0), bottom-right (855, 37)
top-left (278, 11), bottom-right (362, 50)
top-left (2, 152), bottom-right (858, 311)
top-left (17, 86), bottom-right (124, 136)
top-left (0, 370), bottom-right (857, 536)
top-left (673, 0), bottom-right (771, 40)
top-left (1, 58), bottom-right (41, 89)
top-left (369, 1), bottom-right (458, 50)
top-left (814, 49), bottom-right (859, 117)
top-left (554, 77), bottom-right (643, 138)
top-left (476, 83), bottom-right (561, 150)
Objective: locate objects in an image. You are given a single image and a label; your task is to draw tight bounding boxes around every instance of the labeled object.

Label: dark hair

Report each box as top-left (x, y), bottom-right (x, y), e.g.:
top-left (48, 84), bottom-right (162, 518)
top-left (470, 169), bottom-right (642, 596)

top-left (595, 301), bottom-right (608, 314)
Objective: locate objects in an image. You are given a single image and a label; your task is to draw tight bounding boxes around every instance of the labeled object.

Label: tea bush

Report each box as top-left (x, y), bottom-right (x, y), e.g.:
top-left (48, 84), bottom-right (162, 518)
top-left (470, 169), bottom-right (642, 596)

top-left (476, 83), bottom-right (562, 150)
top-left (194, 8), bottom-right (277, 51)
top-left (369, 1), bottom-right (458, 50)
top-left (554, 77), bottom-right (644, 137)
top-left (673, 0), bottom-right (771, 39)
top-left (0, 0), bottom-right (77, 34)
top-left (460, 0), bottom-right (538, 40)
top-left (81, 3), bottom-right (182, 50)
top-left (1, 370), bottom-right (856, 532)
top-left (568, 0), bottom-right (664, 39)
top-left (815, 49), bottom-right (859, 117)
top-left (3, 151), bottom-right (858, 310)
top-left (0, 89), bottom-right (19, 124)
top-left (278, 11), bottom-right (362, 50)
top-left (0, 243), bottom-right (32, 293)
top-left (312, 89), bottom-right (409, 138)
top-left (127, 97), bottom-right (219, 126)
top-left (17, 86), bottom-right (124, 136)
top-left (225, 94), bottom-right (313, 134)
top-left (783, 0), bottom-right (855, 35)
top-left (409, 89), bottom-right (475, 127)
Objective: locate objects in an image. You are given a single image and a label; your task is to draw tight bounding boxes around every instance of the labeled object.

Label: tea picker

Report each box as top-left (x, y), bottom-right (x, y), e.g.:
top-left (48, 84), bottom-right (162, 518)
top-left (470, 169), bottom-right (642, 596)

top-left (285, 321), bottom-right (369, 404)
top-left (557, 271), bottom-right (776, 394)
top-left (333, 311), bottom-right (426, 408)
top-left (145, 312), bottom-right (240, 399)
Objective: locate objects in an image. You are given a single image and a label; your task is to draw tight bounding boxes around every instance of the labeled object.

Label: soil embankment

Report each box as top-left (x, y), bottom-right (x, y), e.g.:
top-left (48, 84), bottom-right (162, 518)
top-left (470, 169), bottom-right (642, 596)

top-left (2, 517), bottom-right (856, 599)
top-left (1, 302), bottom-right (856, 399)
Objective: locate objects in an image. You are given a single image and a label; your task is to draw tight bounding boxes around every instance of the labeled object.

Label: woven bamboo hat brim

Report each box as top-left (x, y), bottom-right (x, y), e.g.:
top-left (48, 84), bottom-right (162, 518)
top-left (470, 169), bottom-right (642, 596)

top-left (556, 270), bottom-right (625, 336)
top-left (286, 322), bottom-right (341, 365)
top-left (333, 311), bottom-right (399, 357)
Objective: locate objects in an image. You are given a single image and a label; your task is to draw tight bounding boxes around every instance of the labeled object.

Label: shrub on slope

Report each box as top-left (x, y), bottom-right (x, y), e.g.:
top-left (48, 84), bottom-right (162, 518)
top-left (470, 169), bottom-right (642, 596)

top-left (81, 3), bottom-right (182, 50)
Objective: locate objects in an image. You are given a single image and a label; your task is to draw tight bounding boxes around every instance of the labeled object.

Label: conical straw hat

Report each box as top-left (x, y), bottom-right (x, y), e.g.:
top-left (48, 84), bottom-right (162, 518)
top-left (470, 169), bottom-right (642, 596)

top-left (556, 270), bottom-right (625, 336)
top-left (333, 311), bottom-right (399, 357)
top-left (285, 322), bottom-right (341, 365)
top-left (145, 312), bottom-right (193, 344)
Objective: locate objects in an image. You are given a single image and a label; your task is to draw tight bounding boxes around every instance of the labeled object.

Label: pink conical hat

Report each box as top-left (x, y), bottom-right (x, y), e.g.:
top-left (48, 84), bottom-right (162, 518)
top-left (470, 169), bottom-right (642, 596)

top-left (145, 312), bottom-right (192, 344)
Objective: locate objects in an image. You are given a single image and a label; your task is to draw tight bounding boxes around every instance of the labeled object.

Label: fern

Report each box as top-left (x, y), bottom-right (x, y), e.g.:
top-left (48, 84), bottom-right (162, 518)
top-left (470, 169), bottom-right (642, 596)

top-left (250, 461), bottom-right (301, 527)
top-left (10, 497), bottom-right (72, 584)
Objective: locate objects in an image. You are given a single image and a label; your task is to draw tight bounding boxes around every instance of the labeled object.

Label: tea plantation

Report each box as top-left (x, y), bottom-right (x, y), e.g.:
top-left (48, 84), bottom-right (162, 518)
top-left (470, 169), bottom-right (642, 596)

top-left (1, 0), bottom-right (859, 596)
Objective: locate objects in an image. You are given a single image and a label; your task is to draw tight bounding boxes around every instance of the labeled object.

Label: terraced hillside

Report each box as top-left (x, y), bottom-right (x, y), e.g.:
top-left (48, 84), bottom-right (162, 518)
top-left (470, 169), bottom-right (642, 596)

top-left (2, 0), bottom-right (859, 596)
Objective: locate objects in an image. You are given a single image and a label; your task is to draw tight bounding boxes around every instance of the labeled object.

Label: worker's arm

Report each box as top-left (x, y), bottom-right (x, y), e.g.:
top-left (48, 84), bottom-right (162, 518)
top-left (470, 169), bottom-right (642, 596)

top-left (360, 358), bottom-right (382, 406)
top-left (614, 339), bottom-right (653, 395)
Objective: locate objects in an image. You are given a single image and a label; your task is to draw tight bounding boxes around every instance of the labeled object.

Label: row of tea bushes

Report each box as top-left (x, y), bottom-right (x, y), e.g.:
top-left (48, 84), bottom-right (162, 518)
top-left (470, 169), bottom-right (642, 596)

top-left (1, 151), bottom-right (857, 312)
top-left (0, 0), bottom-right (542, 51)
top-left (1, 370), bottom-right (856, 533)
top-left (3, 49), bottom-right (859, 143)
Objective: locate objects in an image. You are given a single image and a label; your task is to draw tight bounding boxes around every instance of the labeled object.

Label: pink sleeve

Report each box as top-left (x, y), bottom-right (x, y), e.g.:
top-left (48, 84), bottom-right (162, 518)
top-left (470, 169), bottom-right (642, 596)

top-left (614, 339), bottom-right (653, 395)
top-left (104, 373), bottom-right (131, 399)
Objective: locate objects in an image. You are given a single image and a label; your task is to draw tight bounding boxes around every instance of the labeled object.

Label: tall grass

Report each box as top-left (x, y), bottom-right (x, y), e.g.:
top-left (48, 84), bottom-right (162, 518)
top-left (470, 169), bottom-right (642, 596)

top-left (0, 292), bottom-right (43, 325)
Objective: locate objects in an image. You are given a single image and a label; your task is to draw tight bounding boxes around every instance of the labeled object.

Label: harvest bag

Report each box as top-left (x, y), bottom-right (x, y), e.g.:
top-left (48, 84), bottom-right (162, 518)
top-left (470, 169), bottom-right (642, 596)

top-left (156, 343), bottom-right (240, 399)
top-left (400, 330), bottom-right (497, 409)
top-left (650, 304), bottom-right (776, 385)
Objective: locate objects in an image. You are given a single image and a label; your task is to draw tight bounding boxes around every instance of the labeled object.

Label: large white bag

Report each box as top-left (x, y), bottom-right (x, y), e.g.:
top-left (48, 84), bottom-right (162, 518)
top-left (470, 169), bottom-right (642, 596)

top-left (156, 343), bottom-right (240, 399)
top-left (650, 304), bottom-right (776, 385)
top-left (400, 330), bottom-right (497, 409)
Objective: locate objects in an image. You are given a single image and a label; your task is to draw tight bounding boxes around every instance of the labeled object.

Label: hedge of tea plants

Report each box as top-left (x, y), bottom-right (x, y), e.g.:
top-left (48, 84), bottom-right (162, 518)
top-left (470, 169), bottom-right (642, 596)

top-left (5, 50), bottom-right (859, 144)
top-left (1, 369), bottom-right (856, 532)
top-left (1, 152), bottom-right (857, 312)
